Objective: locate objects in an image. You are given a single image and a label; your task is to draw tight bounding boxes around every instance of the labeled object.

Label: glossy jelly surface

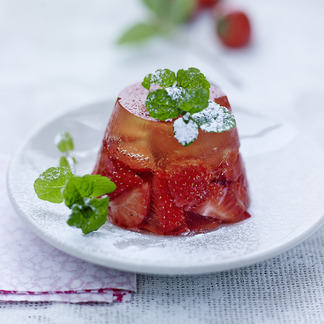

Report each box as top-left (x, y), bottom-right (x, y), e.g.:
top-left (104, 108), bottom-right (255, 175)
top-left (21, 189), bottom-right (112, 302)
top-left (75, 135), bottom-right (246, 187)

top-left (93, 83), bottom-right (250, 235)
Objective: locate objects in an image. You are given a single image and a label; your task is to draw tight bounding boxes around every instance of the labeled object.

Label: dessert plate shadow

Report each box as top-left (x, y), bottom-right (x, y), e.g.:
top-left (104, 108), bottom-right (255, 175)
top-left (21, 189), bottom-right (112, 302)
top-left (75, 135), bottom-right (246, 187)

top-left (7, 100), bottom-right (324, 275)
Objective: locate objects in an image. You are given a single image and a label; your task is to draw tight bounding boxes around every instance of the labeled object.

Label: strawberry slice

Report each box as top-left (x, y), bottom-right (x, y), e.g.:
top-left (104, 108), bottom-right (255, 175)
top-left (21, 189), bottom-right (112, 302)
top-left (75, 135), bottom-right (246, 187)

top-left (186, 211), bottom-right (221, 233)
top-left (231, 174), bottom-right (250, 209)
top-left (93, 143), bottom-right (143, 199)
top-left (107, 140), bottom-right (156, 173)
top-left (92, 140), bottom-right (110, 175)
top-left (151, 171), bottom-right (188, 235)
top-left (213, 151), bottom-right (244, 183)
top-left (108, 182), bottom-right (151, 229)
top-left (192, 182), bottom-right (250, 223)
top-left (165, 161), bottom-right (212, 209)
top-left (140, 212), bottom-right (188, 236)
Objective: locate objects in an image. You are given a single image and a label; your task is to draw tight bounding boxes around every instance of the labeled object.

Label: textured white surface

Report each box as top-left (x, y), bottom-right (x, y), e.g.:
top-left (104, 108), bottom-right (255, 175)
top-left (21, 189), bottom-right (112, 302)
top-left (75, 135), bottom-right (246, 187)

top-left (0, 157), bottom-right (136, 303)
top-left (7, 101), bottom-right (324, 275)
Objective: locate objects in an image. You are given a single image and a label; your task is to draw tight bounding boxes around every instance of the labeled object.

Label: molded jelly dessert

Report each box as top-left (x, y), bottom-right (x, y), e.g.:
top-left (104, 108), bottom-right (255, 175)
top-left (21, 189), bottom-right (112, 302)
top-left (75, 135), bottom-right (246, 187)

top-left (93, 82), bottom-right (250, 235)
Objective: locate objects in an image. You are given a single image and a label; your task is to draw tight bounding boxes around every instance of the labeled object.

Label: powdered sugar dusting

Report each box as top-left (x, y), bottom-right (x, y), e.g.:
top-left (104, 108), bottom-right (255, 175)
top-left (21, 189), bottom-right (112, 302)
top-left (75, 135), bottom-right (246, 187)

top-left (150, 70), bottom-right (164, 84)
top-left (39, 166), bottom-right (70, 181)
top-left (173, 115), bottom-right (199, 146)
top-left (166, 86), bottom-right (185, 101)
top-left (192, 101), bottom-right (236, 133)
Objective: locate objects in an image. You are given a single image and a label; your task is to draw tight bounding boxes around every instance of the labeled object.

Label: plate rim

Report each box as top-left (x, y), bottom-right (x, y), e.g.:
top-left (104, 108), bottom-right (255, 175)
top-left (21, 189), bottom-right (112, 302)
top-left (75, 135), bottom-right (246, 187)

top-left (6, 100), bottom-right (324, 275)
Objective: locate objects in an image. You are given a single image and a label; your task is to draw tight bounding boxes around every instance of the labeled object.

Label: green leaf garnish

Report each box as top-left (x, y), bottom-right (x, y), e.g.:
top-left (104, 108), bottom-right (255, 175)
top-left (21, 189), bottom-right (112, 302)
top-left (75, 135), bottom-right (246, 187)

top-left (142, 69), bottom-right (176, 90)
top-left (191, 102), bottom-right (236, 132)
top-left (142, 0), bottom-right (167, 17)
top-left (34, 132), bottom-right (116, 234)
top-left (118, 0), bottom-right (196, 45)
top-left (142, 0), bottom-right (195, 24)
top-left (145, 89), bottom-right (180, 120)
top-left (173, 116), bottom-right (199, 146)
top-left (34, 167), bottom-right (74, 203)
top-left (142, 67), bottom-right (236, 146)
top-left (166, 0), bottom-right (196, 24)
top-left (67, 196), bottom-right (109, 234)
top-left (63, 175), bottom-right (116, 208)
top-left (117, 22), bottom-right (161, 45)
top-left (56, 131), bottom-right (74, 153)
top-left (59, 156), bottom-right (71, 169)
top-left (177, 88), bottom-right (209, 114)
top-left (177, 67), bottom-right (210, 90)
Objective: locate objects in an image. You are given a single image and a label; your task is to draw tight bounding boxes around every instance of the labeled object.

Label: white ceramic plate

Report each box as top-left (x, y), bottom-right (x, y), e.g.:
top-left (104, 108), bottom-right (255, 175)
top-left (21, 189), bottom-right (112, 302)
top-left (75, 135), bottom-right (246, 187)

top-left (7, 101), bottom-right (324, 275)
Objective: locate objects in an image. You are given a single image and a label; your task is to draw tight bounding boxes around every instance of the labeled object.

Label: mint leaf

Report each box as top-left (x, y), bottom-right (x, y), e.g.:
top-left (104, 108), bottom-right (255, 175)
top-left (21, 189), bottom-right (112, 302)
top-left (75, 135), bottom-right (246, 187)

top-left (59, 156), bottom-right (71, 169)
top-left (67, 196), bottom-right (109, 234)
top-left (167, 0), bottom-right (196, 24)
top-left (83, 174), bottom-right (116, 197)
top-left (142, 69), bottom-right (176, 90)
top-left (173, 116), bottom-right (199, 146)
top-left (145, 89), bottom-right (180, 120)
top-left (63, 174), bottom-right (116, 208)
top-left (117, 22), bottom-right (161, 45)
top-left (192, 101), bottom-right (236, 133)
top-left (177, 67), bottom-right (210, 90)
top-left (142, 68), bottom-right (210, 121)
top-left (142, 0), bottom-right (167, 17)
top-left (34, 131), bottom-right (116, 235)
top-left (56, 131), bottom-right (74, 153)
top-left (142, 67), bottom-right (236, 146)
top-left (178, 88), bottom-right (209, 113)
top-left (34, 167), bottom-right (74, 203)
top-left (142, 0), bottom-right (195, 24)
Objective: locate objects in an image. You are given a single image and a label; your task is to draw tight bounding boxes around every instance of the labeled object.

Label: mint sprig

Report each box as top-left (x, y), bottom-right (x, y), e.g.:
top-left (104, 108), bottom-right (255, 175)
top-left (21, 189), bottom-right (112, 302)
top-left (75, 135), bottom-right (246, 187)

top-left (177, 67), bottom-right (211, 90)
top-left (142, 67), bottom-right (210, 120)
top-left (56, 131), bottom-right (74, 153)
top-left (145, 89), bottom-right (180, 120)
top-left (117, 0), bottom-right (196, 45)
top-left (68, 196), bottom-right (110, 234)
top-left (63, 175), bottom-right (116, 208)
top-left (177, 88), bottom-right (209, 114)
top-left (34, 132), bottom-right (116, 234)
top-left (142, 67), bottom-right (236, 146)
top-left (142, 68), bottom-right (176, 90)
top-left (34, 167), bottom-right (74, 203)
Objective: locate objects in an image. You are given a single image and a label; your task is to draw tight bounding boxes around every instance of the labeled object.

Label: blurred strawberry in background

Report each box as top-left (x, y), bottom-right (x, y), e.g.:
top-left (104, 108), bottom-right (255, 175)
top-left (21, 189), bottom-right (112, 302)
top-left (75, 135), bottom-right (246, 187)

top-left (197, 0), bottom-right (220, 9)
top-left (118, 0), bottom-right (252, 50)
top-left (215, 7), bottom-right (251, 48)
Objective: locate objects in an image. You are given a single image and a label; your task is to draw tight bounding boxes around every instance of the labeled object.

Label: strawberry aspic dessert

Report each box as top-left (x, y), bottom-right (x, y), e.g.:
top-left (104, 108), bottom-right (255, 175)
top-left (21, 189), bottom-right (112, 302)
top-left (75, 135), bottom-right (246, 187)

top-left (92, 68), bottom-right (251, 235)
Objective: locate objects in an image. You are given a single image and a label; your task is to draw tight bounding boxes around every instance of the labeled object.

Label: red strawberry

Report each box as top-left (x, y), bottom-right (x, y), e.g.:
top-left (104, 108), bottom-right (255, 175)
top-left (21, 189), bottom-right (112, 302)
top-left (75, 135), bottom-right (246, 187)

top-left (92, 140), bottom-right (110, 175)
top-left (165, 161), bottom-right (212, 209)
top-left (192, 182), bottom-right (250, 223)
top-left (140, 212), bottom-right (188, 236)
top-left (93, 143), bottom-right (143, 199)
top-left (107, 140), bottom-right (156, 173)
top-left (151, 171), bottom-right (188, 235)
top-left (186, 211), bottom-right (221, 233)
top-left (216, 9), bottom-right (251, 48)
top-left (139, 212), bottom-right (165, 235)
top-left (213, 151), bottom-right (243, 183)
top-left (231, 174), bottom-right (250, 209)
top-left (108, 182), bottom-right (151, 229)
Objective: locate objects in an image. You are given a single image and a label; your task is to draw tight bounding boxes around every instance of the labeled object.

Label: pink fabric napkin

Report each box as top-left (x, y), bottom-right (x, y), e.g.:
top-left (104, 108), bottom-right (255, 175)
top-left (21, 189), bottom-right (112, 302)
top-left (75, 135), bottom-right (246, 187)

top-left (0, 155), bottom-right (136, 303)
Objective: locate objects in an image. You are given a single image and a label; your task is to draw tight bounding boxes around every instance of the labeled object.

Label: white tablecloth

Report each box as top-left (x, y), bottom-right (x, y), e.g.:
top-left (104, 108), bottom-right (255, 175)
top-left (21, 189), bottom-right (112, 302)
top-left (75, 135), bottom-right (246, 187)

top-left (1, 0), bottom-right (324, 322)
top-left (1, 228), bottom-right (324, 323)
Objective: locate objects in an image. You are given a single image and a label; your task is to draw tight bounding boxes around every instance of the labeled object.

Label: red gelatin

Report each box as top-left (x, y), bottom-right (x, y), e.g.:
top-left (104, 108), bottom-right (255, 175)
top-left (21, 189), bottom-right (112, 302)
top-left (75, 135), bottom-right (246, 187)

top-left (93, 82), bottom-right (251, 235)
